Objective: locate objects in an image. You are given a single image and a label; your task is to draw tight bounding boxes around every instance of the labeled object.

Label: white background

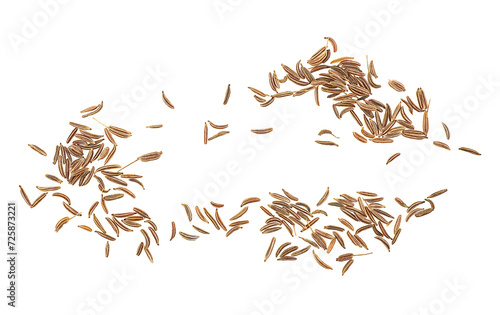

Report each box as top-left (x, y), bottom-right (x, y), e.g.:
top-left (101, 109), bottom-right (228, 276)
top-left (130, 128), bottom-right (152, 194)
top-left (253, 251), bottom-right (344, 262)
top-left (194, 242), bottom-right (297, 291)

top-left (1, 1), bottom-right (500, 314)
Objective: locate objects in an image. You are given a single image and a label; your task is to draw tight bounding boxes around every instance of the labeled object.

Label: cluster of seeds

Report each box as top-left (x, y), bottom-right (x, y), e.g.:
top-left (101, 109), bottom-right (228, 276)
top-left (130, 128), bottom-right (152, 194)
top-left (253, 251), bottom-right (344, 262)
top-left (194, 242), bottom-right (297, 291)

top-left (21, 105), bottom-right (163, 262)
top-left (168, 188), bottom-right (446, 275)
top-left (20, 36), bottom-right (480, 272)
top-left (246, 37), bottom-right (480, 158)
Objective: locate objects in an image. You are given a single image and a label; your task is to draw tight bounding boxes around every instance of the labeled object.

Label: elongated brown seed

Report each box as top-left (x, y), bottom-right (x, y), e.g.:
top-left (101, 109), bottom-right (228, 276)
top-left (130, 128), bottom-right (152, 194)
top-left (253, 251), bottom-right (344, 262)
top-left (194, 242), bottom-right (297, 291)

top-left (208, 121), bottom-right (229, 129)
top-left (427, 189), bottom-right (448, 199)
top-left (312, 250), bottom-right (332, 270)
top-left (162, 91), bottom-right (174, 109)
top-left (433, 141), bottom-right (450, 150)
top-left (458, 147), bottom-right (481, 155)
top-left (223, 84), bottom-right (231, 105)
top-left (179, 231), bottom-right (199, 241)
top-left (204, 122), bottom-right (208, 144)
top-left (317, 187), bottom-right (329, 206)
top-left (19, 185), bottom-right (32, 207)
top-left (388, 79), bottom-right (406, 92)
top-left (28, 144), bottom-right (47, 156)
top-left (208, 131), bottom-right (230, 141)
top-left (31, 192), bottom-right (48, 208)
top-left (78, 225), bottom-right (92, 232)
top-left (264, 237), bottom-right (276, 262)
top-left (170, 222), bottom-right (176, 241)
top-left (442, 122), bottom-right (450, 140)
top-left (251, 128), bottom-right (273, 134)
top-left (386, 153), bottom-right (401, 165)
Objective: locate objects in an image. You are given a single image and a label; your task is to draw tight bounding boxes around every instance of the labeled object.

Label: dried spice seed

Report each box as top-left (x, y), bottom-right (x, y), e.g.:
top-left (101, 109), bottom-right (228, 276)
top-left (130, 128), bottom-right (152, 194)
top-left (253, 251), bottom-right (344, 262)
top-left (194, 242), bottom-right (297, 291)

top-left (28, 144), bottom-right (47, 156)
top-left (388, 79), bottom-right (406, 92)
top-left (433, 141), bottom-right (450, 150)
top-left (223, 84), bottom-right (231, 105)
top-left (162, 91), bottom-right (174, 109)
top-left (264, 237), bottom-right (276, 262)
top-left (312, 250), bottom-right (332, 270)
top-left (458, 147), bottom-right (481, 155)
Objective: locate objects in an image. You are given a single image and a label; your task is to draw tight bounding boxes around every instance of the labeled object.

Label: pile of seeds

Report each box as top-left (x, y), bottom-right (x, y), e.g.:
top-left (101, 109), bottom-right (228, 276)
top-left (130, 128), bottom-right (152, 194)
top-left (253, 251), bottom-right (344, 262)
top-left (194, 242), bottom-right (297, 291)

top-left (169, 188), bottom-right (446, 275)
top-left (247, 37), bottom-right (481, 158)
top-left (20, 37), bottom-right (479, 272)
top-left (21, 106), bottom-right (162, 263)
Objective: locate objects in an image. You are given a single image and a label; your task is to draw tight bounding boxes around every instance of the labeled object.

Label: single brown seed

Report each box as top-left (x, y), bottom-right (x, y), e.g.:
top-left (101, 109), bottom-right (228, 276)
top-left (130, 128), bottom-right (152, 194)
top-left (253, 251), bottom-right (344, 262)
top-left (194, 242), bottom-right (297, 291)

top-left (204, 122), bottom-right (208, 144)
top-left (95, 231), bottom-right (116, 241)
top-left (215, 209), bottom-right (227, 232)
top-left (19, 185), bottom-right (32, 207)
top-left (386, 153), bottom-right (401, 165)
top-left (342, 259), bottom-right (354, 276)
top-left (87, 201), bottom-right (99, 218)
top-left (192, 225), bottom-right (210, 235)
top-left (315, 140), bottom-right (339, 146)
top-left (388, 79), bottom-right (406, 92)
top-left (170, 221), bottom-right (176, 241)
top-left (162, 91), bottom-right (174, 109)
top-left (312, 250), bottom-right (332, 270)
top-left (103, 193), bottom-right (125, 201)
top-left (392, 228), bottom-right (402, 245)
top-left (78, 225), bottom-right (92, 232)
top-left (105, 241), bottom-right (110, 258)
top-left (52, 192), bottom-right (71, 205)
top-left (146, 124), bottom-right (163, 129)
top-left (207, 121), bottom-right (229, 129)
top-left (179, 231), bottom-right (199, 241)
top-left (81, 101), bottom-right (103, 118)
top-left (149, 227), bottom-right (159, 245)
top-left (458, 147), bottom-right (481, 156)
top-left (55, 217), bottom-right (70, 232)
top-left (133, 207), bottom-right (151, 219)
top-left (210, 201), bottom-right (224, 208)
top-left (104, 128), bottom-right (117, 146)
top-left (230, 206), bottom-right (249, 221)
top-left (136, 242), bottom-right (144, 256)
top-left (433, 141), bottom-right (450, 150)
top-left (394, 215), bottom-right (402, 234)
top-left (182, 204), bottom-right (193, 222)
top-left (248, 87), bottom-right (268, 98)
top-left (105, 217), bottom-right (120, 237)
top-left (250, 128), bottom-right (273, 134)
top-left (240, 197), bottom-right (260, 207)
top-left (31, 192), bottom-right (48, 208)
top-left (28, 144), bottom-right (47, 156)
top-left (427, 189), bottom-right (448, 199)
top-left (264, 237), bottom-right (276, 262)
top-left (316, 187), bottom-right (329, 207)
top-left (113, 187), bottom-right (136, 199)
top-left (223, 84), bottom-right (231, 105)
top-left (226, 226), bottom-right (241, 237)
top-left (352, 132), bottom-right (367, 143)
top-left (204, 208), bottom-right (220, 230)
top-left (93, 214), bottom-right (106, 234)
top-left (69, 122), bottom-right (92, 130)
top-left (208, 131), bottom-right (230, 141)
top-left (144, 247), bottom-right (154, 263)
top-left (442, 122), bottom-right (450, 140)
